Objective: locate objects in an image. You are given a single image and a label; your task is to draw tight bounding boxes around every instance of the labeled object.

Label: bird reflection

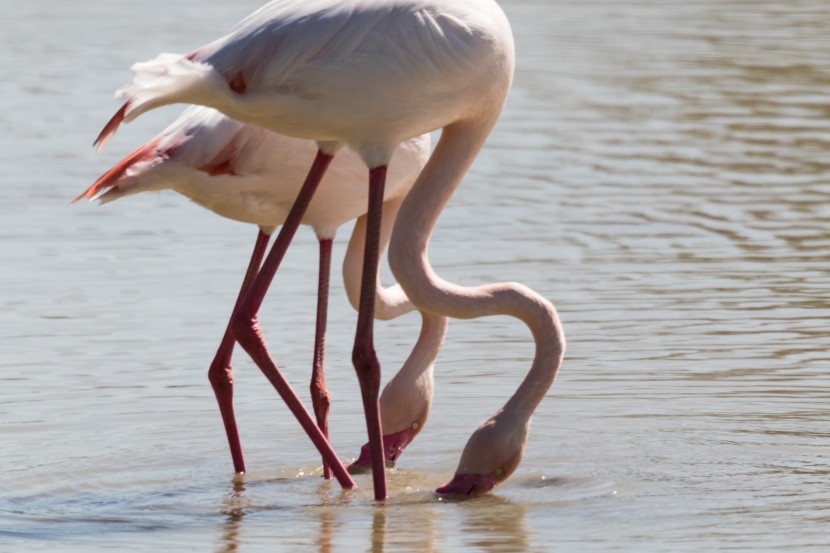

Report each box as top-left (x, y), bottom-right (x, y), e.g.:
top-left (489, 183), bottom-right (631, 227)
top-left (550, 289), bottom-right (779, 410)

top-left (314, 482), bottom-right (336, 553)
top-left (370, 508), bottom-right (386, 553)
top-left (212, 475), bottom-right (450, 553)
top-left (456, 496), bottom-right (529, 553)
top-left (368, 495), bottom-right (439, 552)
top-left (215, 477), bottom-right (248, 553)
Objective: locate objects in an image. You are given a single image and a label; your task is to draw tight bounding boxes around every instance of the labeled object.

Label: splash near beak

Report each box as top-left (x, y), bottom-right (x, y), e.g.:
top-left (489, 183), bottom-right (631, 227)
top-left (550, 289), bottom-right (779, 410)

top-left (435, 473), bottom-right (500, 496)
top-left (347, 425), bottom-right (419, 473)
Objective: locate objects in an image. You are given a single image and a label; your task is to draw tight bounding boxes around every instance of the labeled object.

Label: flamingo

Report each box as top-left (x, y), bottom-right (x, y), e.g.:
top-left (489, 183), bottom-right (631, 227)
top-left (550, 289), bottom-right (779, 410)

top-left (96, 0), bottom-right (565, 499)
top-left (78, 105), bottom-right (445, 486)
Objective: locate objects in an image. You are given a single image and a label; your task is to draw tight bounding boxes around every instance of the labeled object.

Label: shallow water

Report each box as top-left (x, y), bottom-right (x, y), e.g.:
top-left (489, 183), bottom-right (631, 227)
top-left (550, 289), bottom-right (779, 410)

top-left (2, 0), bottom-right (829, 551)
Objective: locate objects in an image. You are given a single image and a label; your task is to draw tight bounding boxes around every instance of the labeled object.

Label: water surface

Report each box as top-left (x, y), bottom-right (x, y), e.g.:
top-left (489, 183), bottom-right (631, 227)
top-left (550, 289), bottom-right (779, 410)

top-left (2, 0), bottom-right (829, 551)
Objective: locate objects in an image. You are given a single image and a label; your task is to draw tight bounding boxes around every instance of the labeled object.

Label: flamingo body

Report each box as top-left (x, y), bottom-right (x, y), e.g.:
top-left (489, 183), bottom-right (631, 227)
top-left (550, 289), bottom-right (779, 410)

top-left (97, 0), bottom-right (513, 167)
top-left (85, 105), bottom-right (429, 239)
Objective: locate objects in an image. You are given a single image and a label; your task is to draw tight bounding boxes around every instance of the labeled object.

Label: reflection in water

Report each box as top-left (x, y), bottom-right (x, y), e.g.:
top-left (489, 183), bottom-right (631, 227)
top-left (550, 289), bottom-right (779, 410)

top-left (212, 477), bottom-right (444, 553)
top-left (370, 508), bottom-right (385, 553)
top-left (216, 478), bottom-right (248, 553)
top-left (314, 484), bottom-right (337, 553)
top-left (2, 0), bottom-right (830, 550)
top-left (456, 497), bottom-right (529, 553)
top-left (373, 499), bottom-right (439, 553)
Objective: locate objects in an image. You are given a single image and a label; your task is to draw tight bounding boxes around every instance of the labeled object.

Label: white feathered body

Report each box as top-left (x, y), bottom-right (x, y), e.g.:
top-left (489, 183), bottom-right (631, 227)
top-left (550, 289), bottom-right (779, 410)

top-left (85, 106), bottom-right (430, 238)
top-left (102, 0), bottom-right (513, 167)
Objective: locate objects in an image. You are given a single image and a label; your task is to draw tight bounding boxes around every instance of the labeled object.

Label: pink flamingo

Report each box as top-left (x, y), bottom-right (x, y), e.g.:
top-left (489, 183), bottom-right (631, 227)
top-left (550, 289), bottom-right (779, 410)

top-left (96, 0), bottom-right (565, 498)
top-left (78, 105), bottom-right (445, 485)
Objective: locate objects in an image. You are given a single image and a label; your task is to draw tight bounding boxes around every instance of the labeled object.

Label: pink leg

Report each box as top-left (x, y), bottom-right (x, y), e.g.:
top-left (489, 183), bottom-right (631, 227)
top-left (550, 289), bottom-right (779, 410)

top-left (352, 166), bottom-right (388, 501)
top-left (311, 238), bottom-right (333, 480)
top-left (232, 150), bottom-right (356, 490)
top-left (208, 229), bottom-right (270, 474)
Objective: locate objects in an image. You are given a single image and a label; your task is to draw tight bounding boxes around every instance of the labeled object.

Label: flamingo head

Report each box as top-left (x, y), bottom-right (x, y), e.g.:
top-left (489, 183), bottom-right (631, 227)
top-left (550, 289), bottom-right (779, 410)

top-left (435, 414), bottom-right (529, 497)
top-left (347, 421), bottom-right (424, 473)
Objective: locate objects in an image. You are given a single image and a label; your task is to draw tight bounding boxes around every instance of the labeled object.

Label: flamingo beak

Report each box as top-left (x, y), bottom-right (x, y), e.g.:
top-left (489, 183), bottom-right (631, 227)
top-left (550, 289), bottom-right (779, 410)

top-left (347, 425), bottom-right (420, 473)
top-left (435, 472), bottom-right (499, 496)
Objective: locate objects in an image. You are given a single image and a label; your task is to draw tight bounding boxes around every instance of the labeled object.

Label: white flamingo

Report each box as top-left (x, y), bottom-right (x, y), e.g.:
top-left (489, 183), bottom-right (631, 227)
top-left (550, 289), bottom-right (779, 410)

top-left (96, 0), bottom-right (565, 498)
top-left (79, 105), bottom-right (445, 486)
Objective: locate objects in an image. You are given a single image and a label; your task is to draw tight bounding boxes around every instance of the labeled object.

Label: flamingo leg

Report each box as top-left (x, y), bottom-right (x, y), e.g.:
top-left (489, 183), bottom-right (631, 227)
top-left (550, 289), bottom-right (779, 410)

top-left (310, 237), bottom-right (333, 480)
top-left (208, 228), bottom-right (271, 474)
top-left (232, 150), bottom-right (356, 490)
top-left (352, 166), bottom-right (388, 500)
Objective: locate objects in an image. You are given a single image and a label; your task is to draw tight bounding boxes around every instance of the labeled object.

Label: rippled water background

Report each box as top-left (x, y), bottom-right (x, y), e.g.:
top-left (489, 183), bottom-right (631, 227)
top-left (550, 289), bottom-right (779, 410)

top-left (2, 0), bottom-right (829, 551)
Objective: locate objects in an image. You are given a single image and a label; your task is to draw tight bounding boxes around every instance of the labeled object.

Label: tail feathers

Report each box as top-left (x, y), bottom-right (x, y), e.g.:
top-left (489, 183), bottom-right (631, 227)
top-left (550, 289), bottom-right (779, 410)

top-left (93, 101), bottom-right (130, 151)
top-left (74, 138), bottom-right (161, 204)
top-left (93, 53), bottom-right (225, 151)
top-left (93, 53), bottom-right (226, 152)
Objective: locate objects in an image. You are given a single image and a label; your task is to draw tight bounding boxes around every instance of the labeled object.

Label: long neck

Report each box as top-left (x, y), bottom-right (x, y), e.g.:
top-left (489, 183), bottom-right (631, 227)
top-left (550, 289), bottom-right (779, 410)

top-left (379, 310), bottom-right (447, 433)
top-left (389, 120), bottom-right (565, 423)
top-left (392, 310), bottom-right (447, 387)
top-left (343, 197), bottom-right (414, 321)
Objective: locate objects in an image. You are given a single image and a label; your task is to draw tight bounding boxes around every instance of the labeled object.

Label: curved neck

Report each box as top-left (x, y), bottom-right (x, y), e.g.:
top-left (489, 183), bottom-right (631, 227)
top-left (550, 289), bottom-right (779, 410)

top-left (379, 310), bottom-right (447, 433)
top-left (343, 198), bottom-right (414, 321)
top-left (395, 310), bottom-right (447, 384)
top-left (389, 119), bottom-right (565, 424)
